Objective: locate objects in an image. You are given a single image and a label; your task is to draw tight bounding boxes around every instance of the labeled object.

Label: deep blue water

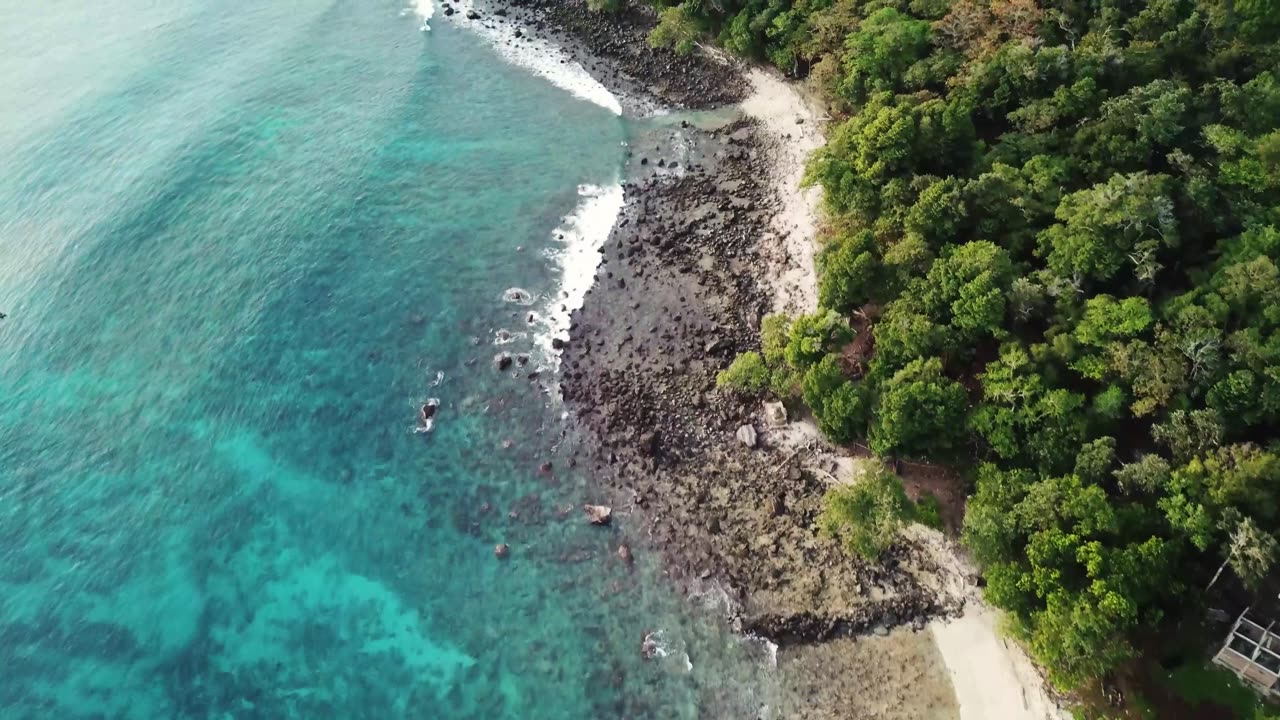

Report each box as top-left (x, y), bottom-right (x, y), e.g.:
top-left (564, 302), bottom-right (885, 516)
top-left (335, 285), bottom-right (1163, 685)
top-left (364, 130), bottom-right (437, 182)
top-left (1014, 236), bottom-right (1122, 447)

top-left (0, 1), bottom-right (777, 717)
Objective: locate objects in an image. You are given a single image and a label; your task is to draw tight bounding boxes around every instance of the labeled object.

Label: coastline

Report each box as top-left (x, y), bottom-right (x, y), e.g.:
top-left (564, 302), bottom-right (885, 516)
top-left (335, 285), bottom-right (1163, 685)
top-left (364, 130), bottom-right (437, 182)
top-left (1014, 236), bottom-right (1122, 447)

top-left (739, 67), bottom-right (822, 317)
top-left (931, 602), bottom-right (1070, 720)
top-left (445, 2), bottom-right (1066, 717)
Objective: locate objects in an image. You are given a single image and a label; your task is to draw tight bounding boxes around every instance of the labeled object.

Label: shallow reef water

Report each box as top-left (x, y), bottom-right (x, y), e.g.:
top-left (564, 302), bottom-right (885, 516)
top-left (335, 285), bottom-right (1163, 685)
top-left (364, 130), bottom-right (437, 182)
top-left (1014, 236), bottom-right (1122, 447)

top-left (0, 0), bottom-right (778, 717)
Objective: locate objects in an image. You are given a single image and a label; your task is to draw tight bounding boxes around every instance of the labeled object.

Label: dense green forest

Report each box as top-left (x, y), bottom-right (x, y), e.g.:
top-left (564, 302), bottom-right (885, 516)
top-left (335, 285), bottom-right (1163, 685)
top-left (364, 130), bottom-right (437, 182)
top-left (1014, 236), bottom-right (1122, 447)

top-left (661, 0), bottom-right (1280, 696)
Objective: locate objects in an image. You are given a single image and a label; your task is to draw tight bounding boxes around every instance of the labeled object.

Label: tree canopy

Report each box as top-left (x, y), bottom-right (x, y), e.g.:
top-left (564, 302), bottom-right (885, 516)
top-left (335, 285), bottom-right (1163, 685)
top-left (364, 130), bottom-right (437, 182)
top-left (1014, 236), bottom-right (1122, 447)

top-left (695, 0), bottom-right (1280, 693)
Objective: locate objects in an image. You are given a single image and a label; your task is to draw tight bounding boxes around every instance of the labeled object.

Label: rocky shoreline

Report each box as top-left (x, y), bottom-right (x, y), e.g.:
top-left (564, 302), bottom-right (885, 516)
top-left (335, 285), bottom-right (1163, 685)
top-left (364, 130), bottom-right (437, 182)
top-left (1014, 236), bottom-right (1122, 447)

top-left (528, 0), bottom-right (964, 636)
top-left (451, 2), bottom-right (974, 716)
top-left (441, 0), bottom-right (746, 113)
top-left (560, 108), bottom-right (969, 715)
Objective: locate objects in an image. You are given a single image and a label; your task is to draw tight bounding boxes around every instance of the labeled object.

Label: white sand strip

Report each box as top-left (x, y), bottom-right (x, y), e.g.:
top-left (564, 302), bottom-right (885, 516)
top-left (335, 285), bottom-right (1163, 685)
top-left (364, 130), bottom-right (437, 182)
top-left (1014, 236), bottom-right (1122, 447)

top-left (739, 67), bottom-right (822, 316)
top-left (930, 604), bottom-right (1070, 720)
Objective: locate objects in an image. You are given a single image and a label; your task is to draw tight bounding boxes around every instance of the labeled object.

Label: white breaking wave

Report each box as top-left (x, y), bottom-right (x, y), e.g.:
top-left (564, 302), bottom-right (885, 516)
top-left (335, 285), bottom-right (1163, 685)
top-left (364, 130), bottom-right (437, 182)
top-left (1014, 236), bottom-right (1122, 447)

top-left (443, 1), bottom-right (623, 115)
top-left (492, 328), bottom-right (527, 345)
top-left (536, 183), bottom-right (625, 364)
top-left (502, 287), bottom-right (536, 305)
top-left (412, 0), bottom-right (434, 30)
top-left (744, 634), bottom-right (779, 669)
top-left (688, 578), bottom-right (739, 616)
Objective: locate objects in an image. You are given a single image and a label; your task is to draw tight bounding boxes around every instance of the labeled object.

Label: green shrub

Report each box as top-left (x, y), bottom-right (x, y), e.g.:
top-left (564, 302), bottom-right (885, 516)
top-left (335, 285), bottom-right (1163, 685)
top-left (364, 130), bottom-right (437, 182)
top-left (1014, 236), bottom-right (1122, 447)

top-left (802, 354), bottom-right (866, 443)
top-left (820, 463), bottom-right (913, 560)
top-left (717, 351), bottom-right (769, 393)
top-left (649, 5), bottom-right (699, 55)
top-left (1163, 661), bottom-right (1264, 719)
top-left (785, 309), bottom-right (854, 369)
top-left (913, 493), bottom-right (943, 529)
top-left (768, 364), bottom-right (803, 399)
top-left (760, 314), bottom-right (792, 368)
top-left (868, 357), bottom-right (967, 457)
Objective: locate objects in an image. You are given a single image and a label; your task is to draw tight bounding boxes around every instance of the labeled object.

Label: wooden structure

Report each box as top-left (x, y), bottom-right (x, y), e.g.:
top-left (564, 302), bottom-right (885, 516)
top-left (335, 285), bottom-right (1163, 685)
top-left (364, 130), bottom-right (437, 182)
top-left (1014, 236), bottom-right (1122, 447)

top-left (1214, 609), bottom-right (1280, 696)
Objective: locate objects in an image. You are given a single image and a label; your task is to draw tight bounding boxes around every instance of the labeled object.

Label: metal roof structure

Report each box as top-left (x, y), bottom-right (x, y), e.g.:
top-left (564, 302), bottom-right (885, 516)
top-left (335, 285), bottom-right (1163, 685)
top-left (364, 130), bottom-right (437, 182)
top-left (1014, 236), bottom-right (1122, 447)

top-left (1214, 609), bottom-right (1280, 697)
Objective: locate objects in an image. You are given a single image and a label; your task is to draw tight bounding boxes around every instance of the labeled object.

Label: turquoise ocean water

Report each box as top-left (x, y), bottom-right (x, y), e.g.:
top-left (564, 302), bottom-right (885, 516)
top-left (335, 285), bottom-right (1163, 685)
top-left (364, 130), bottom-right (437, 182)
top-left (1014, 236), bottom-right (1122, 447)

top-left (0, 1), bottom-right (778, 717)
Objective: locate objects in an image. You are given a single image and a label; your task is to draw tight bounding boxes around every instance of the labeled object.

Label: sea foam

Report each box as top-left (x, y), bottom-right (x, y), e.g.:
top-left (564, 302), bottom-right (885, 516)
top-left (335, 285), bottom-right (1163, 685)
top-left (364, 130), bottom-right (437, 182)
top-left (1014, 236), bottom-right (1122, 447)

top-left (537, 183), bottom-right (625, 364)
top-left (412, 0), bottom-right (434, 30)
top-left (443, 1), bottom-right (623, 115)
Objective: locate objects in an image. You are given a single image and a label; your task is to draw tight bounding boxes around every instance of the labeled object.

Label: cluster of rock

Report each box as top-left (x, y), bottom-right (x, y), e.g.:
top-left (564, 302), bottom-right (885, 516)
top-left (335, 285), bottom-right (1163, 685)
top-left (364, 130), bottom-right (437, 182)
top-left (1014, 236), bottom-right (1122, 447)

top-left (483, 0), bottom-right (748, 109)
top-left (553, 117), bottom-right (959, 643)
top-left (469, 0), bottom-right (964, 666)
top-left (744, 600), bottom-right (944, 644)
top-left (561, 122), bottom-right (773, 460)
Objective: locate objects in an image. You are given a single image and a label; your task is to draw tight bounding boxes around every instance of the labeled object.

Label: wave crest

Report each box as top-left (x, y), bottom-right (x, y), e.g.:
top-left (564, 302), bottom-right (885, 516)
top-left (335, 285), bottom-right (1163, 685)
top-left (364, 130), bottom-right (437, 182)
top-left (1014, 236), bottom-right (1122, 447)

top-left (444, 2), bottom-right (623, 115)
top-left (535, 183), bottom-right (624, 364)
top-left (412, 0), bottom-right (434, 30)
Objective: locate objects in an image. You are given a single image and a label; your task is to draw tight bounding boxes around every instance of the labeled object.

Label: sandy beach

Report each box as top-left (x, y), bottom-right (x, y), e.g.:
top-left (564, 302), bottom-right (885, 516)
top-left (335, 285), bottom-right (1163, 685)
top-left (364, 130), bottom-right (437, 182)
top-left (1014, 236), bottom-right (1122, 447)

top-left (931, 604), bottom-right (1071, 720)
top-left (740, 67), bottom-right (822, 317)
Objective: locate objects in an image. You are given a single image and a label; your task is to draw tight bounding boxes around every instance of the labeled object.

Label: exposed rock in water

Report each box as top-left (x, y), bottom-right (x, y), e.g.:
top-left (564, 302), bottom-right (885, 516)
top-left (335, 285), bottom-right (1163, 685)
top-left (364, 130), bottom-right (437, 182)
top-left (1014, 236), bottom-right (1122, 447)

top-left (641, 630), bottom-right (661, 660)
top-left (494, 353), bottom-right (513, 371)
top-left (494, 543), bottom-right (510, 559)
top-left (420, 401), bottom-right (439, 423)
top-left (584, 504), bottom-right (613, 526)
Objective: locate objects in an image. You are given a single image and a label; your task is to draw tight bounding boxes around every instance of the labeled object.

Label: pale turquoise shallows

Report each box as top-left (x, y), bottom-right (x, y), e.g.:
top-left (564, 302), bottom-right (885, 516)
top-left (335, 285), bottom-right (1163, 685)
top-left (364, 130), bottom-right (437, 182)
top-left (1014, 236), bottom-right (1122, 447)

top-left (0, 0), bottom-right (778, 717)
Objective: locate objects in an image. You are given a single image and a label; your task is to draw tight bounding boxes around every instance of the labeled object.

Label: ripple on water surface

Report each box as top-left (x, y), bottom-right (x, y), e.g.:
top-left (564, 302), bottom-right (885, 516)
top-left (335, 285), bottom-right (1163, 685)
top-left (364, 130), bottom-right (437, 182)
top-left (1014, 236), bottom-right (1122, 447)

top-left (0, 1), bottom-right (780, 718)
